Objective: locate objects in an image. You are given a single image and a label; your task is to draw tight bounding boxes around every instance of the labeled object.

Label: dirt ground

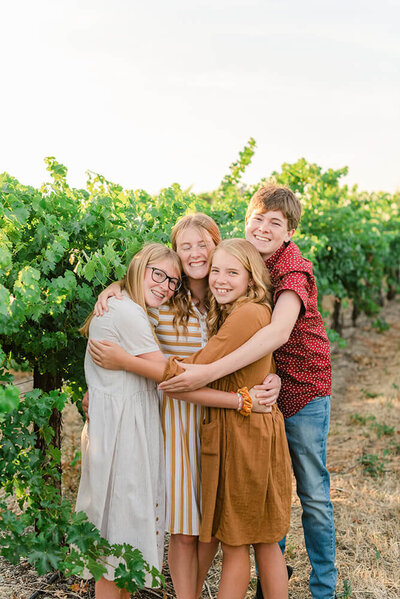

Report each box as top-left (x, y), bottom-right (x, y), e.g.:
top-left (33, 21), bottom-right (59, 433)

top-left (1, 299), bottom-right (399, 599)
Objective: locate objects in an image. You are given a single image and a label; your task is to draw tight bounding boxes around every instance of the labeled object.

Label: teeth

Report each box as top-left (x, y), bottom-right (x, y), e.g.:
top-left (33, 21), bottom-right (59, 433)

top-left (152, 290), bottom-right (164, 299)
top-left (215, 288), bottom-right (230, 293)
top-left (255, 235), bottom-right (270, 242)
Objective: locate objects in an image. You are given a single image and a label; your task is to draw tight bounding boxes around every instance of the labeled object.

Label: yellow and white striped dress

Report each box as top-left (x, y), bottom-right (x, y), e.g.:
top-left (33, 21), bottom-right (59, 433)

top-left (149, 302), bottom-right (208, 536)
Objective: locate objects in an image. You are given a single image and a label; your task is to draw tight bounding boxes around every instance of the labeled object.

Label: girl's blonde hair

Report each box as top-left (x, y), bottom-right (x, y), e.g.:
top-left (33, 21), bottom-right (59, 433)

top-left (80, 243), bottom-right (181, 338)
top-left (207, 238), bottom-right (273, 337)
top-left (169, 213), bottom-right (221, 334)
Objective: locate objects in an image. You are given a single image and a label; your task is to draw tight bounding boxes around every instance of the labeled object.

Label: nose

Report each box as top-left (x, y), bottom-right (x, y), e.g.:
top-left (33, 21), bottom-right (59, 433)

top-left (190, 246), bottom-right (201, 258)
top-left (258, 220), bottom-right (270, 233)
top-left (215, 272), bottom-right (227, 285)
top-left (158, 278), bottom-right (170, 291)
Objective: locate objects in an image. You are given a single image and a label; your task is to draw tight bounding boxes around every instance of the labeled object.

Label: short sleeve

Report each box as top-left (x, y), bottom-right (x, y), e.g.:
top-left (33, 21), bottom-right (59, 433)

top-left (163, 302), bottom-right (270, 380)
top-left (274, 271), bottom-right (310, 313)
top-left (147, 306), bottom-right (160, 328)
top-left (110, 296), bottom-right (159, 355)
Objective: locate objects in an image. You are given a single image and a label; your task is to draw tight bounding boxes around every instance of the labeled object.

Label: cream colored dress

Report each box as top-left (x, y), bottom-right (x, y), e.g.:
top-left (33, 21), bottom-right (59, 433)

top-left (76, 293), bottom-right (165, 583)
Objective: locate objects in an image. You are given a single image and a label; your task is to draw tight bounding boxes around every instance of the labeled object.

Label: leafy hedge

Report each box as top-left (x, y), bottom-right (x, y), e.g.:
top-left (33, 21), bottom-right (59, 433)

top-left (0, 142), bottom-right (399, 589)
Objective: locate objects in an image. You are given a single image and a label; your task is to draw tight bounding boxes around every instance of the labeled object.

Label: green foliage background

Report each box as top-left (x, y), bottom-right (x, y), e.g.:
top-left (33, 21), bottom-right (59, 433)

top-left (0, 140), bottom-right (399, 588)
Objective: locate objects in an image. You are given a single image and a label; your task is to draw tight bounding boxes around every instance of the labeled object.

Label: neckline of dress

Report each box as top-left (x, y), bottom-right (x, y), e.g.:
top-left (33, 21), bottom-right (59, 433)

top-left (191, 302), bottom-right (207, 320)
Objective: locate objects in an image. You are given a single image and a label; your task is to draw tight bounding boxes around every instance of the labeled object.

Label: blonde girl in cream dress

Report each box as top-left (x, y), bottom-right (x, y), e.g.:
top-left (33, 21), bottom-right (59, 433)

top-left (76, 244), bottom-right (181, 599)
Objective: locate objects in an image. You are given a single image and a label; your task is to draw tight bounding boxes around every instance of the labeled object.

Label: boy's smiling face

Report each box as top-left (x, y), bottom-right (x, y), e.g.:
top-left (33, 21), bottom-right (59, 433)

top-left (245, 209), bottom-right (295, 260)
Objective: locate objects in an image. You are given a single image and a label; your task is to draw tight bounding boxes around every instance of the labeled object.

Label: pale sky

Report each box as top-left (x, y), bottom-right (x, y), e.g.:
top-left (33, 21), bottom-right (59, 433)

top-left (1, 0), bottom-right (399, 194)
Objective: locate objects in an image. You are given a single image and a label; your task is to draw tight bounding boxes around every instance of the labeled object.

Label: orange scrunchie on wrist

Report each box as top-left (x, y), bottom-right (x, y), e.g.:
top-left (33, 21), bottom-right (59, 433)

top-left (236, 386), bottom-right (252, 416)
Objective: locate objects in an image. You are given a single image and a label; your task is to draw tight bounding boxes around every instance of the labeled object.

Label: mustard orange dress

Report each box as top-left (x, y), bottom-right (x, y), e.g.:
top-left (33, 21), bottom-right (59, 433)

top-left (163, 301), bottom-right (292, 546)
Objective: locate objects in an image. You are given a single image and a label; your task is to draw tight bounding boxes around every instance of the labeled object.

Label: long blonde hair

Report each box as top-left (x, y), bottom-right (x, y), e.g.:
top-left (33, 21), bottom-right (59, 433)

top-left (207, 238), bottom-right (273, 337)
top-left (169, 213), bottom-right (221, 334)
top-left (80, 243), bottom-right (181, 337)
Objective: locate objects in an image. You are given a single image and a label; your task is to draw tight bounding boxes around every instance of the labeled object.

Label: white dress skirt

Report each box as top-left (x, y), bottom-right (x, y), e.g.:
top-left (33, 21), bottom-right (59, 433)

top-left (75, 293), bottom-right (165, 584)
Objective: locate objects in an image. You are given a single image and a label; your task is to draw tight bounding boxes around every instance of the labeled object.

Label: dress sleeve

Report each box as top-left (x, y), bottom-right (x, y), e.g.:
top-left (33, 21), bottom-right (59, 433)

top-left (112, 297), bottom-right (159, 355)
top-left (147, 306), bottom-right (160, 328)
top-left (163, 302), bottom-right (270, 380)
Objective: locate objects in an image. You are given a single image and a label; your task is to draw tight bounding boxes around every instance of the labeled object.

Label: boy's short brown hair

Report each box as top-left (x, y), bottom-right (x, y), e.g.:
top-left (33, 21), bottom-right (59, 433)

top-left (246, 183), bottom-right (302, 231)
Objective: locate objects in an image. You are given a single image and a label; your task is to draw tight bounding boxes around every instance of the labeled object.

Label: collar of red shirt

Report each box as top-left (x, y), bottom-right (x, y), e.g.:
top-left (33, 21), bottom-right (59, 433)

top-left (264, 241), bottom-right (290, 271)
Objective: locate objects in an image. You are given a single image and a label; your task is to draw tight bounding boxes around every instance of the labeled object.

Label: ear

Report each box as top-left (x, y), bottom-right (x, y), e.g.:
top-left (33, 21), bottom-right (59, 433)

top-left (285, 229), bottom-right (296, 242)
top-left (248, 279), bottom-right (254, 287)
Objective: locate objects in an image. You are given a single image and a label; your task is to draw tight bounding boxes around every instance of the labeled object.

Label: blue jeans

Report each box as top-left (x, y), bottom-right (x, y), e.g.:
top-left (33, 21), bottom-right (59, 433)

top-left (280, 396), bottom-right (337, 599)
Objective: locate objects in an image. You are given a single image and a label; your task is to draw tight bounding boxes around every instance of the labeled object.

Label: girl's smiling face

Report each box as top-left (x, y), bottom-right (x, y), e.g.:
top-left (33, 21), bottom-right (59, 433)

top-left (209, 248), bottom-right (251, 305)
top-left (143, 257), bottom-right (181, 308)
top-left (175, 226), bottom-right (216, 281)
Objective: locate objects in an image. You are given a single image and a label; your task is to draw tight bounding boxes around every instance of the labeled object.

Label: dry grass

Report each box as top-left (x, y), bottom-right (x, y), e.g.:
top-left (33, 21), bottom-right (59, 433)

top-left (275, 301), bottom-right (400, 599)
top-left (2, 300), bottom-right (400, 599)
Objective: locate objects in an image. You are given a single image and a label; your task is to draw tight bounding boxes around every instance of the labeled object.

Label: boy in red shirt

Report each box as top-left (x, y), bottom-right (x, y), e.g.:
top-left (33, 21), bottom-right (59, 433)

top-left (162, 185), bottom-right (336, 599)
top-left (244, 185), bottom-right (335, 599)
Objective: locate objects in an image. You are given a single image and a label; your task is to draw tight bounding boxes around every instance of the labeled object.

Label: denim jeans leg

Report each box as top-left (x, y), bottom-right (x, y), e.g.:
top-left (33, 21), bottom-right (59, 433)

top-left (284, 396), bottom-right (337, 599)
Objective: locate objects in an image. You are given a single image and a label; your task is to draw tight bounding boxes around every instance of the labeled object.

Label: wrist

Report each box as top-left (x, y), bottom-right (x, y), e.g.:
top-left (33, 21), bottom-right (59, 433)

top-left (209, 361), bottom-right (220, 384)
top-left (230, 391), bottom-right (242, 411)
top-left (121, 353), bottom-right (131, 371)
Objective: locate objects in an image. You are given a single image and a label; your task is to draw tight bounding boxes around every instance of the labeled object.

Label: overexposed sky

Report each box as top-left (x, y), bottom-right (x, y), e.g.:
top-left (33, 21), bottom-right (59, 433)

top-left (1, 0), bottom-right (399, 194)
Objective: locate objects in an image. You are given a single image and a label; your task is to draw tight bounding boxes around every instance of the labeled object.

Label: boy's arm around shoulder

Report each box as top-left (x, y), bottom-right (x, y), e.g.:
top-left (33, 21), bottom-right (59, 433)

top-left (160, 301), bottom-right (285, 390)
top-left (179, 301), bottom-right (272, 368)
top-left (216, 291), bottom-right (302, 366)
top-left (165, 291), bottom-right (302, 387)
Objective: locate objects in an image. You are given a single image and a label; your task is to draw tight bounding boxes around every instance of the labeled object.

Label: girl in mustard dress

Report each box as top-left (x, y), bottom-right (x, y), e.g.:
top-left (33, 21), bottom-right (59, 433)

top-left (163, 238), bottom-right (292, 599)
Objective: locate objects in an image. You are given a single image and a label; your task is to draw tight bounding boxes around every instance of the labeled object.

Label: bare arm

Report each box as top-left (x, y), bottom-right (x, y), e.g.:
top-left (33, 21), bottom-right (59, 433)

top-left (87, 340), bottom-right (270, 412)
top-left (92, 344), bottom-right (167, 381)
top-left (158, 290), bottom-right (302, 392)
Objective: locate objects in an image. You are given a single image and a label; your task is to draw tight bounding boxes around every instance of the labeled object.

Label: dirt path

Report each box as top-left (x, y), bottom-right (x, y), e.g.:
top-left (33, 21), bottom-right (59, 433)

top-left (1, 300), bottom-right (399, 599)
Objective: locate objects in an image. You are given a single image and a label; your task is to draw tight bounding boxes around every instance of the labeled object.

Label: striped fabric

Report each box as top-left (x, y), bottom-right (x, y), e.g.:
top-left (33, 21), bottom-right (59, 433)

top-left (148, 303), bottom-right (208, 536)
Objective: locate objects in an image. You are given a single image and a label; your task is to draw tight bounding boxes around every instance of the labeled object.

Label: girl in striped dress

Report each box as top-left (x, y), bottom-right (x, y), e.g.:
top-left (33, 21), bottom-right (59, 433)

top-left (90, 214), bottom-right (280, 599)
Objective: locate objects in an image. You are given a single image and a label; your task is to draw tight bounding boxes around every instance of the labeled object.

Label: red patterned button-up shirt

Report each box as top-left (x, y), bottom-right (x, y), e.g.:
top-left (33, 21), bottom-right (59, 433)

top-left (265, 241), bottom-right (332, 418)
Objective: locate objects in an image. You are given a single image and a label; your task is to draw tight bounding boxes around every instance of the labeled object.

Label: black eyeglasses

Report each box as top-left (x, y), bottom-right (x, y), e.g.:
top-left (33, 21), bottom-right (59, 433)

top-left (146, 267), bottom-right (182, 292)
